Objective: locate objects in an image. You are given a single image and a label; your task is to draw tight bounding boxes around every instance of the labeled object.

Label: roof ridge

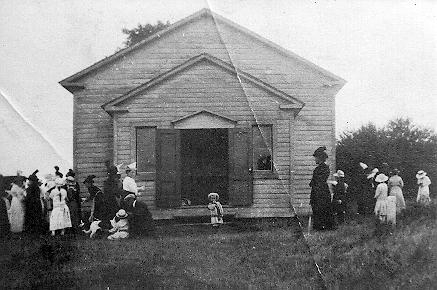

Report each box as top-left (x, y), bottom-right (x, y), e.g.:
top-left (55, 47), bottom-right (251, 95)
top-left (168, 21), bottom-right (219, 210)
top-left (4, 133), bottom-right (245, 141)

top-left (60, 8), bottom-right (345, 88)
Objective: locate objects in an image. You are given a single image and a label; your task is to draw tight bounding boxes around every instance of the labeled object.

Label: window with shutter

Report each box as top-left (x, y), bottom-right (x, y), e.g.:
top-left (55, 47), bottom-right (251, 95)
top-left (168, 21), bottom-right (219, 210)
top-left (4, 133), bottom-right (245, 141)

top-left (136, 127), bottom-right (156, 180)
top-left (252, 125), bottom-right (273, 171)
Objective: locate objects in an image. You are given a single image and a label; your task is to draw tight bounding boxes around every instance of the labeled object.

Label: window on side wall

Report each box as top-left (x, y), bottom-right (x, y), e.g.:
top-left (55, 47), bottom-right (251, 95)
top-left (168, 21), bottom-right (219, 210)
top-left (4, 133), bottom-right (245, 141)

top-left (252, 124), bottom-right (273, 171)
top-left (136, 127), bottom-right (156, 180)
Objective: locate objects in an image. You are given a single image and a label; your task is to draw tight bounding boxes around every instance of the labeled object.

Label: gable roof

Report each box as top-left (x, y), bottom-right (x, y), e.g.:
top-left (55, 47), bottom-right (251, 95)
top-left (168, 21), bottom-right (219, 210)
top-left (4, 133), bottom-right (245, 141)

top-left (60, 8), bottom-right (345, 90)
top-left (102, 53), bottom-right (305, 112)
top-left (171, 110), bottom-right (237, 129)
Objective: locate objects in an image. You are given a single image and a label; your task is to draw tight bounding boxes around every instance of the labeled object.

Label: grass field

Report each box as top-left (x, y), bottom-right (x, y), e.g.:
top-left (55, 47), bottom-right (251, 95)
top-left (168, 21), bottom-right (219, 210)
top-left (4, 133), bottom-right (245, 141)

top-left (1, 201), bottom-right (435, 289)
top-left (0, 218), bottom-right (323, 289)
top-left (305, 200), bottom-right (437, 289)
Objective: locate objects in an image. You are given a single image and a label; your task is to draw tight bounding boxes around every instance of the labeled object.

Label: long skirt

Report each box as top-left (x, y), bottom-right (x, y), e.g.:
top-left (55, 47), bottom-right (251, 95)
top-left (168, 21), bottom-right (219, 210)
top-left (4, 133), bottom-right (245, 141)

top-left (386, 196), bottom-right (397, 225)
top-left (389, 186), bottom-right (406, 213)
top-left (68, 201), bottom-right (80, 229)
top-left (312, 204), bottom-right (334, 230)
top-left (9, 197), bottom-right (25, 233)
top-left (50, 205), bottom-right (72, 231)
top-left (127, 201), bottom-right (154, 235)
top-left (417, 186), bottom-right (431, 206)
top-left (374, 198), bottom-right (387, 217)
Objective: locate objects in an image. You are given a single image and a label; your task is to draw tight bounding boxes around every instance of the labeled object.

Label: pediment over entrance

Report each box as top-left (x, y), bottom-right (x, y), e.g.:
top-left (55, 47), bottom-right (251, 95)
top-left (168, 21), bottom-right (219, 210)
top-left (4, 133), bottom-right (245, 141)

top-left (171, 110), bottom-right (237, 129)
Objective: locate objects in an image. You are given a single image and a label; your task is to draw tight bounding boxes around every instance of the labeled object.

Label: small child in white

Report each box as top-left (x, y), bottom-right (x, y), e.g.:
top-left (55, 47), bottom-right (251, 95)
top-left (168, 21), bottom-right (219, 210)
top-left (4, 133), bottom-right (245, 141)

top-left (207, 193), bottom-right (223, 227)
top-left (108, 209), bottom-right (129, 240)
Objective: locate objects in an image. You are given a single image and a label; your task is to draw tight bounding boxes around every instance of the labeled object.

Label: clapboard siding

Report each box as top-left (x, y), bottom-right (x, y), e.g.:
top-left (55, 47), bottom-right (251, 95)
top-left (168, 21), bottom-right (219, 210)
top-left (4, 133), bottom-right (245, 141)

top-left (66, 10), bottom-right (343, 217)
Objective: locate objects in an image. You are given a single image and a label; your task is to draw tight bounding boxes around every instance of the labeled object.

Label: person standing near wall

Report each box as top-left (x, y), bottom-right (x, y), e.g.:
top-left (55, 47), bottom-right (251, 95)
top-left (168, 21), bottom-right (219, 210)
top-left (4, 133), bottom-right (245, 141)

top-left (309, 146), bottom-right (335, 231)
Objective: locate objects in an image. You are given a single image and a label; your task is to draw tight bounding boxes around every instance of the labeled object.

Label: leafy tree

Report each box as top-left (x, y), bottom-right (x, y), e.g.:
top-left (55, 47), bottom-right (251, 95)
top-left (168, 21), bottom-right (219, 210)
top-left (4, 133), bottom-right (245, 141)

top-left (336, 118), bottom-right (437, 197)
top-left (121, 21), bottom-right (171, 48)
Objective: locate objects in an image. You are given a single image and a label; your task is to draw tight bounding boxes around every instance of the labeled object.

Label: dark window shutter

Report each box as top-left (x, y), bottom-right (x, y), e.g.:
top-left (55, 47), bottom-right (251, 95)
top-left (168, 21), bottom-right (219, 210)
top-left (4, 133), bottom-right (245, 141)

top-left (136, 127), bottom-right (156, 177)
top-left (156, 129), bottom-right (181, 208)
top-left (228, 127), bottom-right (253, 206)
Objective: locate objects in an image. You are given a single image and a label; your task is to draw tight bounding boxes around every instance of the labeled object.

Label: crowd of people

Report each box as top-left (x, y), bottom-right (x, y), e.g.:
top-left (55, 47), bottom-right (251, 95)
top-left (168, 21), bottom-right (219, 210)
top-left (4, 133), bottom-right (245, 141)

top-left (309, 146), bottom-right (433, 231)
top-left (0, 162), bottom-right (154, 239)
top-left (0, 149), bottom-right (433, 237)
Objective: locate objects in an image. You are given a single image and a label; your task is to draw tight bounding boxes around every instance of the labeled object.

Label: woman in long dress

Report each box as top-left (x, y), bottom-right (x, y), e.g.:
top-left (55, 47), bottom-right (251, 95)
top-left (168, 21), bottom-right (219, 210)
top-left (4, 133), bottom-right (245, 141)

top-left (121, 162), bottom-right (154, 235)
top-left (24, 171), bottom-right (44, 234)
top-left (93, 166), bottom-right (120, 228)
top-left (66, 176), bottom-right (81, 232)
top-left (416, 170), bottom-right (431, 206)
top-left (49, 178), bottom-right (72, 236)
top-left (374, 174), bottom-right (389, 222)
top-left (8, 178), bottom-right (26, 233)
top-left (388, 168), bottom-right (406, 213)
top-left (309, 146), bottom-right (334, 231)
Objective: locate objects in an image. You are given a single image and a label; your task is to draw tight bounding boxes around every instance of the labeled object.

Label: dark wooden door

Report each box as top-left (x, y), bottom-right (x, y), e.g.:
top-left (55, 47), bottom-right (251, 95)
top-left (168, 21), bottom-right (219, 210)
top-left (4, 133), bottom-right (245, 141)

top-left (156, 129), bottom-right (181, 208)
top-left (228, 127), bottom-right (253, 206)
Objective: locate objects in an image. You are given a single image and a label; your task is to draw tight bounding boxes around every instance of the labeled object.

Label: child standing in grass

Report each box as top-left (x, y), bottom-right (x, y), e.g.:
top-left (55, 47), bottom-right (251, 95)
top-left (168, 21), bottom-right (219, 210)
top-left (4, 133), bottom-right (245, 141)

top-left (207, 193), bottom-right (223, 227)
top-left (332, 170), bottom-right (348, 225)
top-left (416, 170), bottom-right (431, 206)
top-left (374, 174), bottom-right (389, 223)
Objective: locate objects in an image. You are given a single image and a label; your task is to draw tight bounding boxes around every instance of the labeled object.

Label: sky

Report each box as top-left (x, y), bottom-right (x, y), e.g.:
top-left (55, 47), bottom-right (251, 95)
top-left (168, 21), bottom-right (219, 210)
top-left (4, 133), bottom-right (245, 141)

top-left (0, 0), bottom-right (436, 172)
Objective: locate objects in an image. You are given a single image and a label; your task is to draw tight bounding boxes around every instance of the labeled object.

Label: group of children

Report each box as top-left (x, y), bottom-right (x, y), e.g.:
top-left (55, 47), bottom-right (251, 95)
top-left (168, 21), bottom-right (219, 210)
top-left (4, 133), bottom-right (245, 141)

top-left (330, 165), bottom-right (432, 226)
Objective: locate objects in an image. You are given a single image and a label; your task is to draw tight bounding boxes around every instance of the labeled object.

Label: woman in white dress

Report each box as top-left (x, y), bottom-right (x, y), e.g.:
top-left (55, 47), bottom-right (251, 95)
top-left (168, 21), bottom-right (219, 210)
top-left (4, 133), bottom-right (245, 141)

top-left (388, 168), bottom-right (406, 213)
top-left (374, 174), bottom-right (389, 222)
top-left (8, 177), bottom-right (26, 233)
top-left (49, 178), bottom-right (72, 236)
top-left (416, 170), bottom-right (431, 206)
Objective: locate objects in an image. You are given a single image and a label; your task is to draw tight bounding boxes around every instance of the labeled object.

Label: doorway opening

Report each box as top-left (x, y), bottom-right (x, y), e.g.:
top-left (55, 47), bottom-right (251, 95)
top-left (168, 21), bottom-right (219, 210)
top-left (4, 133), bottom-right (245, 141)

top-left (180, 128), bottom-right (228, 205)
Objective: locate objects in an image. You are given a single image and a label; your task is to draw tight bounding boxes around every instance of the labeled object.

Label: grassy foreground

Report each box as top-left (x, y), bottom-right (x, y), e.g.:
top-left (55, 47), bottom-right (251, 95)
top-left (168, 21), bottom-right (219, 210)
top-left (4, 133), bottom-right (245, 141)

top-left (0, 219), bottom-right (322, 289)
top-left (305, 200), bottom-right (437, 289)
top-left (1, 202), bottom-right (435, 289)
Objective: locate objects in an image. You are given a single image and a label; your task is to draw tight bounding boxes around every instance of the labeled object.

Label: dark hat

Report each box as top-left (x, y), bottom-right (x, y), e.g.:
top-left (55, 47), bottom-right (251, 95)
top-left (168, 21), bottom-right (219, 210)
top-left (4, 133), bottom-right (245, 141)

top-left (66, 169), bottom-right (76, 178)
top-left (13, 175), bottom-right (27, 186)
top-left (83, 175), bottom-right (96, 184)
top-left (54, 165), bottom-right (63, 178)
top-left (28, 170), bottom-right (39, 182)
top-left (313, 146), bottom-right (328, 158)
top-left (107, 165), bottom-right (119, 176)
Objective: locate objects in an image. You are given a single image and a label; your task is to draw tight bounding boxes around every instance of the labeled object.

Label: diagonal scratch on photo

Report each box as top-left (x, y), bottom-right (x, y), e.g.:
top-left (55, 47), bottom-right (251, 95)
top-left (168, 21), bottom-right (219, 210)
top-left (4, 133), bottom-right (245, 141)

top-left (0, 1), bottom-right (436, 289)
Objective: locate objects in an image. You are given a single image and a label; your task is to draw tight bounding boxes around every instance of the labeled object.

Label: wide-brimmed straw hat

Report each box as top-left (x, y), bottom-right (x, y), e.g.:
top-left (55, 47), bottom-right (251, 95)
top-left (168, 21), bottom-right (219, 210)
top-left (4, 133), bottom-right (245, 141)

top-left (416, 170), bottom-right (427, 179)
top-left (333, 170), bottom-right (345, 178)
top-left (367, 168), bottom-right (379, 179)
top-left (116, 209), bottom-right (128, 219)
top-left (55, 177), bottom-right (65, 187)
top-left (126, 162), bottom-right (137, 172)
top-left (375, 173), bottom-right (388, 183)
top-left (208, 192), bottom-right (220, 200)
top-left (66, 176), bottom-right (75, 185)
